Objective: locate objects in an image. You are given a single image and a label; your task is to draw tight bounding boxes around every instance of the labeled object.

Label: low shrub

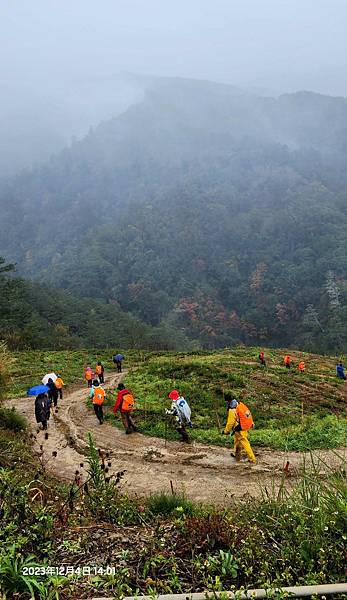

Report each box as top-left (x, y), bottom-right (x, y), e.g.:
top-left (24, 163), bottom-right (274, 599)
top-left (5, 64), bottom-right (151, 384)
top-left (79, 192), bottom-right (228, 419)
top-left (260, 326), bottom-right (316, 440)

top-left (0, 407), bottom-right (27, 432)
top-left (84, 433), bottom-right (140, 525)
top-left (146, 491), bottom-right (195, 517)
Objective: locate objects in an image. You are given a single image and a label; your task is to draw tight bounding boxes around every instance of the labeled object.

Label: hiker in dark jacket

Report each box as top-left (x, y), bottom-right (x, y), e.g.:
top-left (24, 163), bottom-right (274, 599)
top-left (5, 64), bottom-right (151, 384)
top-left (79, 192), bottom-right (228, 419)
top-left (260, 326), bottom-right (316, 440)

top-left (35, 393), bottom-right (51, 430)
top-left (47, 378), bottom-right (58, 410)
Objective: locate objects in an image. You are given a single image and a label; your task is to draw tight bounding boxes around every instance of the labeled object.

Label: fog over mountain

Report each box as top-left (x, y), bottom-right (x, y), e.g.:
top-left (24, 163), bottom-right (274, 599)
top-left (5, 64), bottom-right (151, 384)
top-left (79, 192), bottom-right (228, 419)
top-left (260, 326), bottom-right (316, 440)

top-left (1, 0), bottom-right (347, 176)
top-left (0, 77), bottom-right (346, 351)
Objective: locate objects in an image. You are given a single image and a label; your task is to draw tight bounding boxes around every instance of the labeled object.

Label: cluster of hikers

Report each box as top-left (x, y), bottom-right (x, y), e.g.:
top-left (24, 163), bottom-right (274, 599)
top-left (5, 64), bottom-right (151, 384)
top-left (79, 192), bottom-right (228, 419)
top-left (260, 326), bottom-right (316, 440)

top-left (34, 351), bottom-right (345, 465)
top-left (259, 351), bottom-right (306, 371)
top-left (259, 352), bottom-right (346, 379)
top-left (34, 355), bottom-right (124, 431)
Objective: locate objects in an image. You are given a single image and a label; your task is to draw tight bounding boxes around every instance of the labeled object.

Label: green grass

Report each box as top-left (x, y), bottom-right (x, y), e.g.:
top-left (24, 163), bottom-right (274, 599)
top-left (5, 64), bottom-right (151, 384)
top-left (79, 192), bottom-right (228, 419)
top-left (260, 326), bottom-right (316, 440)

top-left (122, 347), bottom-right (347, 451)
top-left (0, 407), bottom-right (27, 432)
top-left (146, 491), bottom-right (196, 516)
top-left (5, 349), bottom-right (146, 399)
top-left (5, 346), bottom-right (347, 451)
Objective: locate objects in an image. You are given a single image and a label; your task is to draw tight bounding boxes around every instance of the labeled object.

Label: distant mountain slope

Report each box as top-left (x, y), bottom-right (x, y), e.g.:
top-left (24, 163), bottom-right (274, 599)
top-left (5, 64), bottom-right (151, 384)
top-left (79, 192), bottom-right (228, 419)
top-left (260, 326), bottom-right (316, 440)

top-left (0, 78), bottom-right (346, 350)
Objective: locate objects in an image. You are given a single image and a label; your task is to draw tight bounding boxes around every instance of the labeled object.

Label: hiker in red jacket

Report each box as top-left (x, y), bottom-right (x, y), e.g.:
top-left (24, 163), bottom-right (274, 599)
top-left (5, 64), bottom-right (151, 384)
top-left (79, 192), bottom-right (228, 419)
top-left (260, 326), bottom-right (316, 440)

top-left (259, 351), bottom-right (266, 366)
top-left (113, 383), bottom-right (137, 434)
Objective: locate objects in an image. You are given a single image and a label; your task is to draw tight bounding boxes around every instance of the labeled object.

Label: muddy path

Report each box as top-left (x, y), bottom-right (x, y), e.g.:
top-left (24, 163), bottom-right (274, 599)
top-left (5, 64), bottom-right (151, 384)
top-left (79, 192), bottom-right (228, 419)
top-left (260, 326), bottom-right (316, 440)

top-left (6, 371), bottom-right (346, 505)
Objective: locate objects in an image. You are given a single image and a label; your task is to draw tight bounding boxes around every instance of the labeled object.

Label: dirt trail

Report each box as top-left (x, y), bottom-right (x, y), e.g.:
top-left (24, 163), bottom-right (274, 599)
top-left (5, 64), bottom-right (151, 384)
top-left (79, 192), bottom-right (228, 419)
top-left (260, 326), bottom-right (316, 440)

top-left (6, 371), bottom-right (346, 504)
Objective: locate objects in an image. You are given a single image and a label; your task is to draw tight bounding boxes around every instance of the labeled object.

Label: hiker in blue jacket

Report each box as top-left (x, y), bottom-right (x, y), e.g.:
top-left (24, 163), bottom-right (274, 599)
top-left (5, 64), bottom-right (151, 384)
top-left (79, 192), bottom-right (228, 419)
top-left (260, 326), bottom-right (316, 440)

top-left (336, 363), bottom-right (346, 380)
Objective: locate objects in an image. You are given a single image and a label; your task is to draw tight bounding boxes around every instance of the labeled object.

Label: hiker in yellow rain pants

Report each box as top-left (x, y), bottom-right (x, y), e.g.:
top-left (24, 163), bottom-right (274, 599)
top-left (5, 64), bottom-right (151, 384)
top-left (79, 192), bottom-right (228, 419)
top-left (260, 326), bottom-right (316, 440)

top-left (224, 399), bottom-right (256, 464)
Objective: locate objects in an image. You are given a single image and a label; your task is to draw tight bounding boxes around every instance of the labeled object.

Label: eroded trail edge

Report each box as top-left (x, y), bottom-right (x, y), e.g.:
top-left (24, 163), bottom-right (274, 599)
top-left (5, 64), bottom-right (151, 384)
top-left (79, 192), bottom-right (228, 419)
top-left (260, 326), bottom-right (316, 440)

top-left (6, 371), bottom-right (346, 504)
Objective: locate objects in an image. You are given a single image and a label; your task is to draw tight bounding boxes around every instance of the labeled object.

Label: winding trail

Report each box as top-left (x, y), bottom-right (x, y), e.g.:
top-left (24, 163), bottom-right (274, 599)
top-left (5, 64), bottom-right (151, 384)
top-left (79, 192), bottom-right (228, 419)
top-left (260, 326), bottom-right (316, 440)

top-left (6, 371), bottom-right (346, 504)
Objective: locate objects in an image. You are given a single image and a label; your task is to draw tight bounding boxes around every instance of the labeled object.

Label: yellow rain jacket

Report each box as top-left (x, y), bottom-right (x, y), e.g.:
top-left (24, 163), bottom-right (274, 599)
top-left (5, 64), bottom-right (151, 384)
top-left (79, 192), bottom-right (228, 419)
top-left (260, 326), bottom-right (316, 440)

top-left (224, 406), bottom-right (256, 464)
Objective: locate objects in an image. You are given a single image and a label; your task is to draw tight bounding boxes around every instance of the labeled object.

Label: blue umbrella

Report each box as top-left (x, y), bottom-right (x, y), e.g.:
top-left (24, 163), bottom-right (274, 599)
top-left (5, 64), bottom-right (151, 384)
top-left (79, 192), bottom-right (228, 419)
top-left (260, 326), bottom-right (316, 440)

top-left (27, 384), bottom-right (50, 396)
top-left (115, 354), bottom-right (124, 361)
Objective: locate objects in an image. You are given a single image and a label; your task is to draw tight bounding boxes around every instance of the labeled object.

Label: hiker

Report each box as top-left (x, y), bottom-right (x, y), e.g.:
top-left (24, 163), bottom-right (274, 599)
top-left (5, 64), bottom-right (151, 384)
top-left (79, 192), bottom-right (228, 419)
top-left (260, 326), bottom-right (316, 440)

top-left (223, 398), bottom-right (256, 464)
top-left (259, 351), bottom-right (266, 366)
top-left (113, 383), bottom-right (137, 434)
top-left (89, 379), bottom-right (105, 424)
top-left (298, 361), bottom-right (305, 373)
top-left (336, 362), bottom-right (346, 380)
top-left (284, 355), bottom-right (291, 369)
top-left (165, 389), bottom-right (192, 443)
top-left (85, 367), bottom-right (93, 388)
top-left (35, 393), bottom-right (51, 430)
top-left (55, 375), bottom-right (65, 400)
top-left (113, 353), bottom-right (124, 373)
top-left (95, 361), bottom-right (104, 384)
top-left (47, 377), bottom-right (58, 410)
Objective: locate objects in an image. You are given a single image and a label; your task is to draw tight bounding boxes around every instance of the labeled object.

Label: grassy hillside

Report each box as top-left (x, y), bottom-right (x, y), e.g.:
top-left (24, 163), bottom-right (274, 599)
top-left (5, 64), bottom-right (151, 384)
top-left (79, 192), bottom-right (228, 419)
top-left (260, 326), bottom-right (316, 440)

top-left (118, 347), bottom-right (347, 451)
top-left (6, 348), bottom-right (143, 398)
top-left (1, 344), bottom-right (346, 597)
top-left (7, 346), bottom-right (346, 451)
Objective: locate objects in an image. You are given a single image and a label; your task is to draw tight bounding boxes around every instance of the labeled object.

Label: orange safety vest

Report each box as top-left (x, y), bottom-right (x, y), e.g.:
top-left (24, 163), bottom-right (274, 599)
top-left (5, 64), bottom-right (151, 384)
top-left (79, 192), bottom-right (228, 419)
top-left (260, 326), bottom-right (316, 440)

top-left (96, 365), bottom-right (103, 375)
top-left (93, 386), bottom-right (105, 405)
top-left (236, 402), bottom-right (254, 431)
top-left (121, 392), bottom-right (135, 412)
top-left (55, 377), bottom-right (64, 389)
top-left (85, 370), bottom-right (93, 380)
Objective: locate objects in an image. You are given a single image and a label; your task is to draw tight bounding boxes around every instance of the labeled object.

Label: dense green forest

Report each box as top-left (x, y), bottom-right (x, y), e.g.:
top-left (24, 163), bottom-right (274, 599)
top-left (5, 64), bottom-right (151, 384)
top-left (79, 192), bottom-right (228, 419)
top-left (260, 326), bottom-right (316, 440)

top-left (1, 79), bottom-right (346, 351)
top-left (0, 257), bottom-right (189, 350)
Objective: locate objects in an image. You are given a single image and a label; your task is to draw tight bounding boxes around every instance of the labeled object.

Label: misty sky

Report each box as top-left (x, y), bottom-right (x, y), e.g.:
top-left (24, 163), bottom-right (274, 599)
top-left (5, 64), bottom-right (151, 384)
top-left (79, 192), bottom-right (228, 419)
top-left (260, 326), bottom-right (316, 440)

top-left (2, 0), bottom-right (347, 91)
top-left (1, 0), bottom-right (347, 175)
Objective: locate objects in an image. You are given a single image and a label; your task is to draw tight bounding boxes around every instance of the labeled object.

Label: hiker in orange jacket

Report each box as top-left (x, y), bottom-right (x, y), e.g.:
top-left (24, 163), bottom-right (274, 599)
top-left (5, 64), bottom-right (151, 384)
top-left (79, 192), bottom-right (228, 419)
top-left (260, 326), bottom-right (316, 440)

top-left (298, 361), bottom-right (305, 373)
top-left (89, 379), bottom-right (105, 424)
top-left (224, 398), bottom-right (256, 464)
top-left (95, 361), bottom-right (104, 384)
top-left (55, 375), bottom-right (65, 400)
top-left (85, 367), bottom-right (93, 388)
top-left (113, 383), bottom-right (137, 434)
top-left (284, 355), bottom-right (291, 369)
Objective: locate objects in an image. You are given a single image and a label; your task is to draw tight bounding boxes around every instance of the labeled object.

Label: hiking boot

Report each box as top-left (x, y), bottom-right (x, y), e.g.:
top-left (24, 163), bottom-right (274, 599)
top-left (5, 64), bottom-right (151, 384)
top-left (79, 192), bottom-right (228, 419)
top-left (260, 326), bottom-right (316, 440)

top-left (125, 429), bottom-right (132, 434)
top-left (132, 426), bottom-right (138, 432)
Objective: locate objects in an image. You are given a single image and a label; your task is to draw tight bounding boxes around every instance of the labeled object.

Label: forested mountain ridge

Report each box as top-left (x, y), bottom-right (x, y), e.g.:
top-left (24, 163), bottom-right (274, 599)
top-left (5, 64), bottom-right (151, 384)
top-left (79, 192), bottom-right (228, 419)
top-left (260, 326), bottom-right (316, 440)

top-left (1, 78), bottom-right (346, 351)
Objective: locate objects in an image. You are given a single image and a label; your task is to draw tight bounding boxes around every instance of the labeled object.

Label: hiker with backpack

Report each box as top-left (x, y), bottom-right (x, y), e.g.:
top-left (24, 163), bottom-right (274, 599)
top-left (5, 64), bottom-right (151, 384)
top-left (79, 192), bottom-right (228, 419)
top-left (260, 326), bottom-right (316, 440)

top-left (89, 379), bottom-right (105, 425)
top-left (223, 397), bottom-right (256, 464)
top-left (284, 355), bottom-right (291, 369)
top-left (259, 351), bottom-right (266, 366)
top-left (298, 361), bottom-right (305, 373)
top-left (55, 375), bottom-right (65, 400)
top-left (95, 361), bottom-right (105, 384)
top-left (113, 383), bottom-right (137, 434)
top-left (165, 389), bottom-right (192, 443)
top-left (85, 367), bottom-right (93, 388)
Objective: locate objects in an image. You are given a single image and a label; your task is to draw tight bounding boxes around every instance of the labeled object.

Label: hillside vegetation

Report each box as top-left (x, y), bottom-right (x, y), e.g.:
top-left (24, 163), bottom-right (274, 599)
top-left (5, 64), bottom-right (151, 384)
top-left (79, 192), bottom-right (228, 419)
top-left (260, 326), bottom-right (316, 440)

top-left (117, 347), bottom-right (347, 451)
top-left (0, 79), bottom-right (346, 352)
top-left (0, 344), bottom-right (346, 598)
top-left (7, 346), bottom-right (347, 451)
top-left (0, 257), bottom-right (190, 351)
